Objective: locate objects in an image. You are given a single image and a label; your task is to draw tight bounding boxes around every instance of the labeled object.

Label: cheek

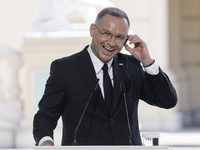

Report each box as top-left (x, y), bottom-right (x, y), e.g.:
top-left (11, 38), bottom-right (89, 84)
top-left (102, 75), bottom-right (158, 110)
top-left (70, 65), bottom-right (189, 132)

top-left (119, 45), bottom-right (124, 51)
top-left (117, 43), bottom-right (125, 50)
top-left (95, 36), bottom-right (107, 45)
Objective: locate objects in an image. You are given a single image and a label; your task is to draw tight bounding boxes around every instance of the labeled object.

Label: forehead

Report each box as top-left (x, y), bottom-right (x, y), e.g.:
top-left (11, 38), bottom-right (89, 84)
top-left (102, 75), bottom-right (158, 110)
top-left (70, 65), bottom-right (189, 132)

top-left (97, 14), bottom-right (129, 34)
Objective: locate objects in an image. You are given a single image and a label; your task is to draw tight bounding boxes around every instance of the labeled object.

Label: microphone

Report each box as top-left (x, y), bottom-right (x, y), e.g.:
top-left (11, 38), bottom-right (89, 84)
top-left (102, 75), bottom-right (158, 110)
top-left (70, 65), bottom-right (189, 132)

top-left (120, 81), bottom-right (133, 145)
top-left (73, 79), bottom-right (99, 145)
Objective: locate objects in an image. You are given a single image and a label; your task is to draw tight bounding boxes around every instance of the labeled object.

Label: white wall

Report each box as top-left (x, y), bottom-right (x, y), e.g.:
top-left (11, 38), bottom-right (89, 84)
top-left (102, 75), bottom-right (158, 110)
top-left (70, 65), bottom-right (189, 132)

top-left (0, 0), bottom-right (38, 51)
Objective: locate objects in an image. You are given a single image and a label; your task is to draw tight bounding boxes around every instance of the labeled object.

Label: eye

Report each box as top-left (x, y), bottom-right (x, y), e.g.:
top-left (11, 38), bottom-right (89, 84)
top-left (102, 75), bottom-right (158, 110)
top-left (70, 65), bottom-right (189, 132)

top-left (102, 31), bottom-right (111, 37)
top-left (116, 35), bottom-right (125, 40)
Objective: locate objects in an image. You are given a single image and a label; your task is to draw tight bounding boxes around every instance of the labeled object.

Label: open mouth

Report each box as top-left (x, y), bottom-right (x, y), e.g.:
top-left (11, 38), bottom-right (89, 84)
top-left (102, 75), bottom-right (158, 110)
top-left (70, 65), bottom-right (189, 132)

top-left (103, 46), bottom-right (115, 52)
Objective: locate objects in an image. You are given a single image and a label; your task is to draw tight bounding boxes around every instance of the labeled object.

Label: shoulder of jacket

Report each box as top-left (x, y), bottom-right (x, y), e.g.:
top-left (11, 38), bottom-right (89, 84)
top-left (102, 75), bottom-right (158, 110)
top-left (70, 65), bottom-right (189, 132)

top-left (52, 45), bottom-right (89, 64)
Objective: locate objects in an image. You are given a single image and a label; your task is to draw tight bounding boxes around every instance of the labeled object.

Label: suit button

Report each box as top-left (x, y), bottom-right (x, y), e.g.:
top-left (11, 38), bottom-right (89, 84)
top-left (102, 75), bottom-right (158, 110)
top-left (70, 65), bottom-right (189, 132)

top-left (110, 118), bottom-right (114, 122)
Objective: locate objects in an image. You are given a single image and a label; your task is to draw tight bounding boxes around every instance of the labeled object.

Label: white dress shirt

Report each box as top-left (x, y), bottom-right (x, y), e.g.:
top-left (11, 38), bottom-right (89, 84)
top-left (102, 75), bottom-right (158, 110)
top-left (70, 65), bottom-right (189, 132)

top-left (87, 46), bottom-right (114, 99)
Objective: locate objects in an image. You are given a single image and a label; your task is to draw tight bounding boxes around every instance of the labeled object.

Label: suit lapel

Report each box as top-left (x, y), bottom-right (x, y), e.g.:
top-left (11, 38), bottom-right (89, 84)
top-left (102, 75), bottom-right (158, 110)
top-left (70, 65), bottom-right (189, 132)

top-left (110, 55), bottom-right (127, 115)
top-left (76, 47), bottom-right (97, 91)
top-left (76, 46), bottom-right (109, 115)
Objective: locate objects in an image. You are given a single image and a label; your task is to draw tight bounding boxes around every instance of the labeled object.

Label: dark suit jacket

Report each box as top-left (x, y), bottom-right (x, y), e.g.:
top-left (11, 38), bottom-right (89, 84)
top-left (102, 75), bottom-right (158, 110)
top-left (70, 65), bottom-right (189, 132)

top-left (33, 45), bottom-right (177, 145)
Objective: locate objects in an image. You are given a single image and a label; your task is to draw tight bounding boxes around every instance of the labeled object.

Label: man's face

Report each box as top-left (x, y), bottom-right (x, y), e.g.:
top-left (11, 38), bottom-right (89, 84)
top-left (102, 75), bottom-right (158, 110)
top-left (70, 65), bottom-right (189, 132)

top-left (90, 14), bottom-right (129, 63)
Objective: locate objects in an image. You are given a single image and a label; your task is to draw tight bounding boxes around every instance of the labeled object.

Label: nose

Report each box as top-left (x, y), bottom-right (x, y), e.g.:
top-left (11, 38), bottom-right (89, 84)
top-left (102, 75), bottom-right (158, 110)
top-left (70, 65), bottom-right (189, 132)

top-left (107, 35), bottom-right (116, 47)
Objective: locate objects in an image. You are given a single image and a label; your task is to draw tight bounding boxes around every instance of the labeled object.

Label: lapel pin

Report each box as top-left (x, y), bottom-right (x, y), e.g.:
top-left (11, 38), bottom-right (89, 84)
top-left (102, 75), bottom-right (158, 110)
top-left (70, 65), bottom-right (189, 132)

top-left (119, 63), bottom-right (123, 66)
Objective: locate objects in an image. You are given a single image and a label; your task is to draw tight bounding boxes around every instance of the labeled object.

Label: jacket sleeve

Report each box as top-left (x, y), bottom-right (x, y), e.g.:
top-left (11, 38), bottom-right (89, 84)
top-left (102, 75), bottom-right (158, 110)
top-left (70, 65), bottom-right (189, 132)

top-left (140, 67), bottom-right (178, 109)
top-left (33, 60), bottom-right (67, 145)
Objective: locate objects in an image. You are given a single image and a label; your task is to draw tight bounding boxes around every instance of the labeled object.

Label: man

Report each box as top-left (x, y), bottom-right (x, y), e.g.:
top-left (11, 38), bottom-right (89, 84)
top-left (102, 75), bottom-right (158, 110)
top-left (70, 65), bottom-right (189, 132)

top-left (33, 7), bottom-right (177, 146)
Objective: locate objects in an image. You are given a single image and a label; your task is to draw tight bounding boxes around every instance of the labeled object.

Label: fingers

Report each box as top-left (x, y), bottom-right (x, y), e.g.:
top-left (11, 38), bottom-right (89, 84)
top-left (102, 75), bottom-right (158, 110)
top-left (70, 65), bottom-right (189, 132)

top-left (123, 34), bottom-right (150, 61)
top-left (127, 34), bottom-right (146, 46)
top-left (124, 43), bottom-right (132, 51)
top-left (124, 34), bottom-right (148, 54)
top-left (41, 140), bottom-right (54, 146)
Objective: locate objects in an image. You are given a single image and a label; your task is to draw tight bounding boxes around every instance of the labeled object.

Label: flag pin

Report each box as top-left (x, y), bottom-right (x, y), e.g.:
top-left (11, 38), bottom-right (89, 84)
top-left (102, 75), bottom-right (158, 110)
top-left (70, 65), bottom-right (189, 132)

top-left (119, 63), bottom-right (123, 66)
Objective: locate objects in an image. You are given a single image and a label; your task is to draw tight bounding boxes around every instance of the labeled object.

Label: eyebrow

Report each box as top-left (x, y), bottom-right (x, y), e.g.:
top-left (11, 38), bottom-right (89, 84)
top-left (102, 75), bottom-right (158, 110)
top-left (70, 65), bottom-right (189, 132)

top-left (102, 28), bottom-right (126, 37)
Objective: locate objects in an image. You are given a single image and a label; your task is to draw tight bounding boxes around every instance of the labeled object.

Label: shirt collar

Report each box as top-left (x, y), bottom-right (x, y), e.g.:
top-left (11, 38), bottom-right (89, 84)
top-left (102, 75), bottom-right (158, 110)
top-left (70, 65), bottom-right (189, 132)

top-left (87, 45), bottom-right (113, 74)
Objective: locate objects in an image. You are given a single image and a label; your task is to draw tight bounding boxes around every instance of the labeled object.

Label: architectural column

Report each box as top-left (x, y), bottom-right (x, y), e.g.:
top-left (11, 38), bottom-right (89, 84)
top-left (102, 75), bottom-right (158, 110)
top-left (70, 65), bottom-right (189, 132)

top-left (0, 44), bottom-right (22, 148)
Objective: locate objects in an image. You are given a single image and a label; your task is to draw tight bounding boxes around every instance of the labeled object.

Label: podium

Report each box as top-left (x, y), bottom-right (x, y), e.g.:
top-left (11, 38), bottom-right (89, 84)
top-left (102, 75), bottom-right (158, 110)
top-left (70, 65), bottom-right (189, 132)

top-left (34, 146), bottom-right (169, 150)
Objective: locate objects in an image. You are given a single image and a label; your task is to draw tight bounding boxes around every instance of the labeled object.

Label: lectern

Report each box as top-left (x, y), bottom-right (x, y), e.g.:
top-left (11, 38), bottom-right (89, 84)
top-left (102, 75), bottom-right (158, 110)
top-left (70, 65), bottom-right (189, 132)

top-left (34, 146), bottom-right (169, 150)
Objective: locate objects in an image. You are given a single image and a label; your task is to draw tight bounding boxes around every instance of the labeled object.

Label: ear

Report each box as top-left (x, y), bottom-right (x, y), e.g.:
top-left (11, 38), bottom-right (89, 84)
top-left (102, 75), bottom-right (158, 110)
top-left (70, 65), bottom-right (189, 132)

top-left (90, 24), bottom-right (95, 37)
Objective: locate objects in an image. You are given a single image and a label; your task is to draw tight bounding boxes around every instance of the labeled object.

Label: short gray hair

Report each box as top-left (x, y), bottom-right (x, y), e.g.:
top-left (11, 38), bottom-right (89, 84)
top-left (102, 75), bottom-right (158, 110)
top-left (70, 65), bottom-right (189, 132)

top-left (95, 7), bottom-right (130, 27)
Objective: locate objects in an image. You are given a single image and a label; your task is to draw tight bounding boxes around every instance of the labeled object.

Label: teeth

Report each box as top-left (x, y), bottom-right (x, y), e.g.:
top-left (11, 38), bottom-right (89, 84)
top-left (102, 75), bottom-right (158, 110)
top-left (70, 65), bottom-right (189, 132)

top-left (103, 46), bottom-right (115, 52)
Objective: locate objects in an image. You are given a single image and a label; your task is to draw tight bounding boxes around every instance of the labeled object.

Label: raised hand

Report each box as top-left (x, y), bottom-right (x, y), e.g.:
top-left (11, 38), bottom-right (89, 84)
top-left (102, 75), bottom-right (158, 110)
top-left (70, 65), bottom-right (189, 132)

top-left (124, 34), bottom-right (154, 67)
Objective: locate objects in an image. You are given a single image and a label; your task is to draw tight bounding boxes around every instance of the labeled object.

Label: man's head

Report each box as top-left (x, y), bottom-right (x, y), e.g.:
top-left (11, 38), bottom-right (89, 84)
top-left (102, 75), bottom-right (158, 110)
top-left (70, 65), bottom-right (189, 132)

top-left (90, 7), bottom-right (130, 63)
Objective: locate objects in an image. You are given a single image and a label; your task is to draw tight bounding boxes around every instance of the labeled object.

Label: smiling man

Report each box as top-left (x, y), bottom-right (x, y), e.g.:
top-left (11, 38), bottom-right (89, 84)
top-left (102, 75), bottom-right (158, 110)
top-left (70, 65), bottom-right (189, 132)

top-left (33, 7), bottom-right (177, 146)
